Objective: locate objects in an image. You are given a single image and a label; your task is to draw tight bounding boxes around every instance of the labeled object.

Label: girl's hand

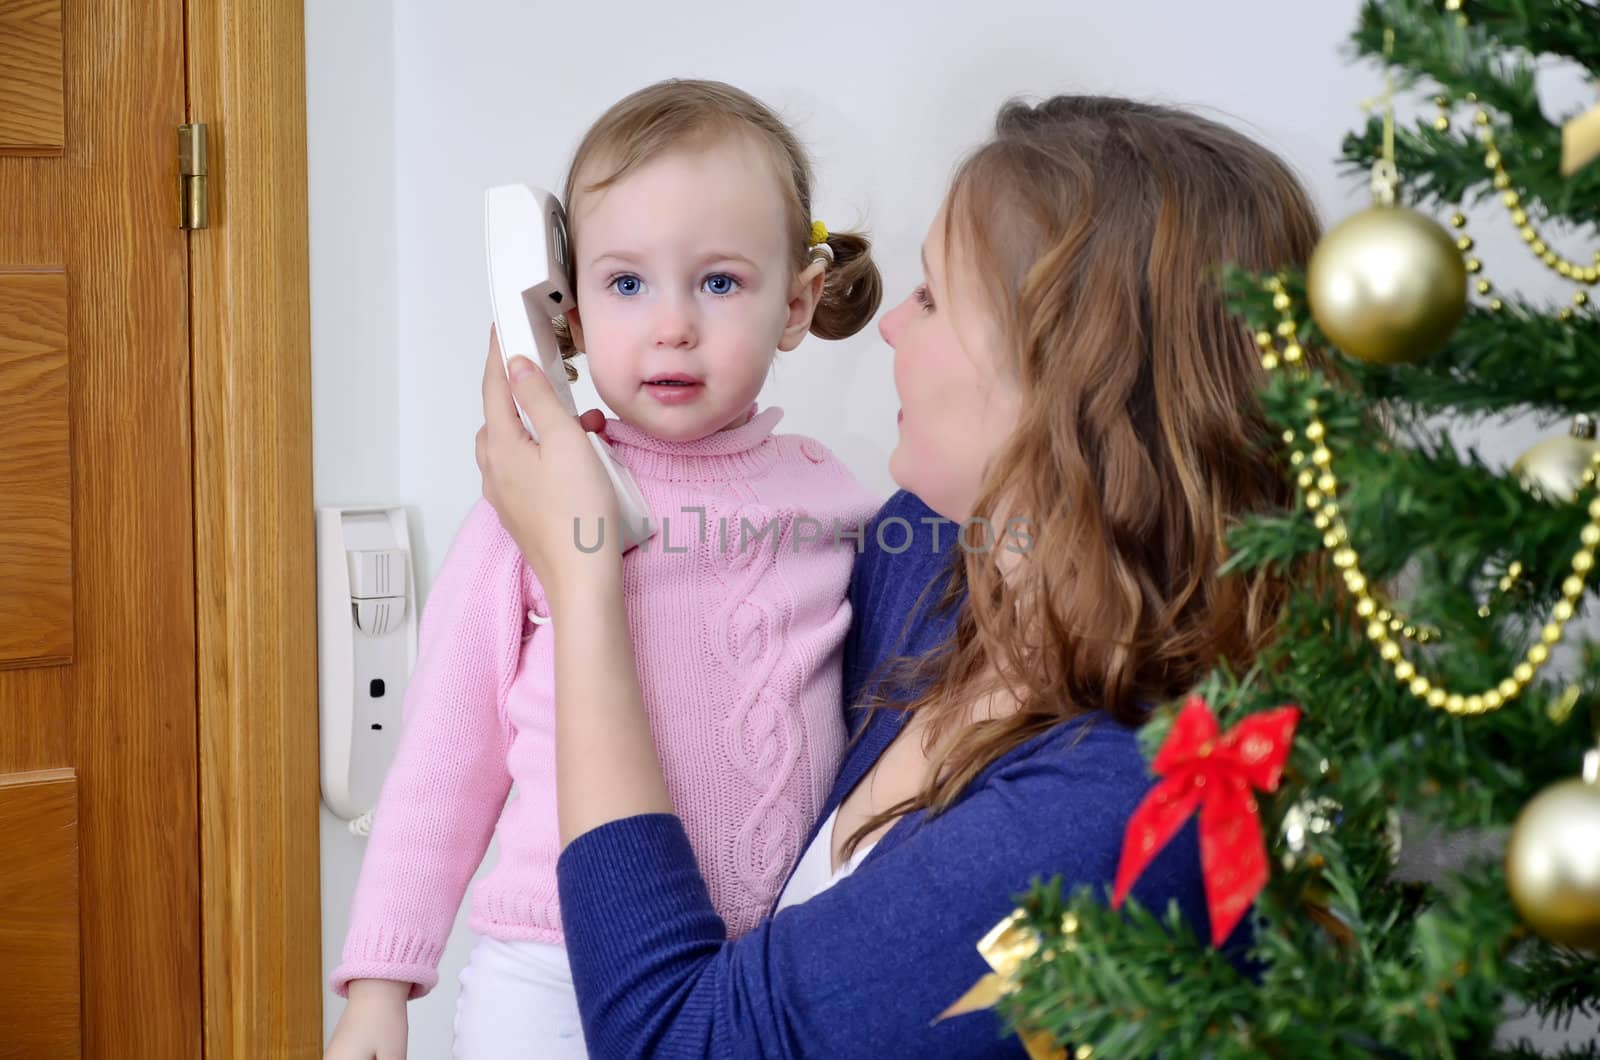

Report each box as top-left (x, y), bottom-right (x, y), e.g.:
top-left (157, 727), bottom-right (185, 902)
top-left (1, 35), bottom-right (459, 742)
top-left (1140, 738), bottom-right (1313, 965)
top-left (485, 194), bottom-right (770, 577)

top-left (475, 326), bottom-right (622, 612)
top-left (324, 979), bottom-right (409, 1060)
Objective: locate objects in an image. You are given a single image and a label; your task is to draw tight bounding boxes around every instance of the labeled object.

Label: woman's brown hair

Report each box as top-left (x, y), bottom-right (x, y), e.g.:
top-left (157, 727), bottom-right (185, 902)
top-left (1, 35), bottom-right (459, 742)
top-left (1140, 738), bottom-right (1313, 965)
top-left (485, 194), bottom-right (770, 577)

top-left (550, 79), bottom-right (883, 379)
top-left (839, 95), bottom-right (1326, 858)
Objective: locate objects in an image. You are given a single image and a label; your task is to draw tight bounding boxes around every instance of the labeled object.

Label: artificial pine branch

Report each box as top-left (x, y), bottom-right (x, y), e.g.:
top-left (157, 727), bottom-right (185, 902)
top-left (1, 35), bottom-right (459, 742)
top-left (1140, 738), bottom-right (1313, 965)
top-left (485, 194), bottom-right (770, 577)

top-left (1342, 0), bottom-right (1600, 222)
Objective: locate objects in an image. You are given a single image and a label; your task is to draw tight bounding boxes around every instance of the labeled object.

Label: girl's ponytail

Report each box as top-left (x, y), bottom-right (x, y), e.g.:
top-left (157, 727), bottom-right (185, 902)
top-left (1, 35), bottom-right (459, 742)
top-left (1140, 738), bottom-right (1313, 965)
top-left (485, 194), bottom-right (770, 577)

top-left (809, 229), bottom-right (882, 341)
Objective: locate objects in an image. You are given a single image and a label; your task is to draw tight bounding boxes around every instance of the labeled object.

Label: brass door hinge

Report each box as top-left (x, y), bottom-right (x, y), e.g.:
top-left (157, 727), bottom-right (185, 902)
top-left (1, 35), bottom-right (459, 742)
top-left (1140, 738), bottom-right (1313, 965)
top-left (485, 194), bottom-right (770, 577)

top-left (179, 123), bottom-right (208, 229)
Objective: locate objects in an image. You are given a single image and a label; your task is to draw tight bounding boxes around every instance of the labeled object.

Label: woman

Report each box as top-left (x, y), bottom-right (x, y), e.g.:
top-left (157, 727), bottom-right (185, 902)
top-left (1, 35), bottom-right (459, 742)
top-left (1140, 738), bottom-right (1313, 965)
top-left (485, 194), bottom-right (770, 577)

top-left (476, 95), bottom-right (1321, 1056)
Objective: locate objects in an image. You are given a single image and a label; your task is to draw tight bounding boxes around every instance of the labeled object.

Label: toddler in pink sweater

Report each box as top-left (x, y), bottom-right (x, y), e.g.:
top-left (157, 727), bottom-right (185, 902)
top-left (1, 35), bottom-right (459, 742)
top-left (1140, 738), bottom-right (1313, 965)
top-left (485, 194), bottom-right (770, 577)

top-left (325, 80), bottom-right (885, 1060)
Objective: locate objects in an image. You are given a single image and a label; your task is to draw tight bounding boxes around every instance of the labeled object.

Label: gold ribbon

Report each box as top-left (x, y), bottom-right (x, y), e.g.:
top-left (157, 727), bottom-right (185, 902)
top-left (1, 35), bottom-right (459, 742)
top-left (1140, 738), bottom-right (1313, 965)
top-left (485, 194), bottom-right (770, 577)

top-left (936, 910), bottom-right (1071, 1060)
top-left (1561, 100), bottom-right (1600, 176)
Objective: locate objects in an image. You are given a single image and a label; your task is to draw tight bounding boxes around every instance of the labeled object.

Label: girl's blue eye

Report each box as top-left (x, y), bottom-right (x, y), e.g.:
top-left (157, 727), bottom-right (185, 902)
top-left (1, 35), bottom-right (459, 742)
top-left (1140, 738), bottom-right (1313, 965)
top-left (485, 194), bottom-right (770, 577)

top-left (703, 273), bottom-right (739, 296)
top-left (611, 274), bottom-right (642, 296)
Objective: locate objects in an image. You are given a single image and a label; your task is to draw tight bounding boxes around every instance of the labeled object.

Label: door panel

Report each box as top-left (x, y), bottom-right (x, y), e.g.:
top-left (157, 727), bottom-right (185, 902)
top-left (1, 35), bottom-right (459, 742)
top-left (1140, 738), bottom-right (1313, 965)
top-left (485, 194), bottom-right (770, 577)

top-left (0, 770), bottom-right (80, 1059)
top-left (0, 0), bottom-right (66, 152)
top-left (0, 269), bottom-right (72, 667)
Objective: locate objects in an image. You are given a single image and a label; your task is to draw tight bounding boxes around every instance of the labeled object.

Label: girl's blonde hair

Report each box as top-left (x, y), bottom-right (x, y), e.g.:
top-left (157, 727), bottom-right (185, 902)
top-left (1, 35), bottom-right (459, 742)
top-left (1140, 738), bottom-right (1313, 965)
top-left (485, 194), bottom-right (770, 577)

top-left (552, 79), bottom-right (883, 379)
top-left (839, 95), bottom-right (1327, 859)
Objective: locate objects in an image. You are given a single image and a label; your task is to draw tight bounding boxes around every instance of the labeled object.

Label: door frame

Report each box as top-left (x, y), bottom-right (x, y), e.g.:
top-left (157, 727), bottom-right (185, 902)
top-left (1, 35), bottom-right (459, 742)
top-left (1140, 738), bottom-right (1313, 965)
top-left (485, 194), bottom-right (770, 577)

top-left (187, 1), bottom-right (322, 1054)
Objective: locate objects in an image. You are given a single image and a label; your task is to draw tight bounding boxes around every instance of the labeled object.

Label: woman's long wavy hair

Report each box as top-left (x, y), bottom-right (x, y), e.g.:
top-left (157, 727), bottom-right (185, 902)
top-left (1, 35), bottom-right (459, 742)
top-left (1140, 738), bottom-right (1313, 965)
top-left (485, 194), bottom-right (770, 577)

top-left (838, 95), bottom-right (1326, 859)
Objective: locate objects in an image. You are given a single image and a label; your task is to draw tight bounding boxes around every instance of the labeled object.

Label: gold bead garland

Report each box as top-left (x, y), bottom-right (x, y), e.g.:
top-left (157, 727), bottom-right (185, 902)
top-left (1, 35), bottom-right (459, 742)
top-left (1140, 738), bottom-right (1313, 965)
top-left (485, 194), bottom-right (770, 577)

top-left (1477, 118), bottom-right (1598, 308)
top-left (1443, 206), bottom-right (1506, 314)
top-left (1262, 275), bottom-right (1600, 715)
top-left (1415, 93), bottom-right (1507, 315)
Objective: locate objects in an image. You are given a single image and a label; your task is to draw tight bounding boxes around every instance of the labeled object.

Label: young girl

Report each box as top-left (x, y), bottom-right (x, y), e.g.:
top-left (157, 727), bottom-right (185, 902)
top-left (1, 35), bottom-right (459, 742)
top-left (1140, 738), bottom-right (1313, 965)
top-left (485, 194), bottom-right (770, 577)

top-left (476, 95), bottom-right (1324, 1056)
top-left (325, 79), bottom-right (884, 1059)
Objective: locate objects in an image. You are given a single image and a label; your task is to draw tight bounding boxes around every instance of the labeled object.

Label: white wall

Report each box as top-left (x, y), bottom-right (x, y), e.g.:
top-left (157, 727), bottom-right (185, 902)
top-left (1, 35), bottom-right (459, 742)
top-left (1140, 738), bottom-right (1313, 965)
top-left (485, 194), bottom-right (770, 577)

top-left (307, 1), bottom-right (1595, 1053)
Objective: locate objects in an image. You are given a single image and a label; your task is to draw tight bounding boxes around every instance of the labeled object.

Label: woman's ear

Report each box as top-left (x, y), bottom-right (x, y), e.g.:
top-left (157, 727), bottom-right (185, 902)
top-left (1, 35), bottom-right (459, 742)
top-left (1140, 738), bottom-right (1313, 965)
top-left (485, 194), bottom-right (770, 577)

top-left (565, 307), bottom-right (586, 352)
top-left (778, 260), bottom-right (827, 352)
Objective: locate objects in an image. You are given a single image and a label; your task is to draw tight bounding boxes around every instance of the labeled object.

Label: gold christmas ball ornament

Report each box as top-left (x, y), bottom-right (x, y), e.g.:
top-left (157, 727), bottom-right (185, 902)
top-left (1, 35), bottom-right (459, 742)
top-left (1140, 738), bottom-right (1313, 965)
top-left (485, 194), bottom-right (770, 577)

top-left (1306, 205), bottom-right (1469, 365)
top-left (1505, 750), bottom-right (1600, 951)
top-left (1513, 415), bottom-right (1600, 504)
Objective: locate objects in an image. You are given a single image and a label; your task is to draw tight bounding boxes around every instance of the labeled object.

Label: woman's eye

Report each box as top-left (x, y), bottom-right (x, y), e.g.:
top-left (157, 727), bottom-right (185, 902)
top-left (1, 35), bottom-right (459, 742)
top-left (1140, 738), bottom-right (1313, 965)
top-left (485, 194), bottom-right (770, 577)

top-left (912, 284), bottom-right (934, 312)
top-left (610, 274), bottom-right (643, 296)
top-left (703, 273), bottom-right (740, 296)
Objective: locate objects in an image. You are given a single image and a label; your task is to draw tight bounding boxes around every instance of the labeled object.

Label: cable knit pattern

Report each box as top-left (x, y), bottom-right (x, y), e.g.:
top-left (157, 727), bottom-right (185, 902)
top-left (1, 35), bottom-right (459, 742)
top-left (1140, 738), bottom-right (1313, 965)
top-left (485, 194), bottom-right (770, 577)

top-left (330, 402), bottom-right (882, 998)
top-left (700, 491), bottom-right (830, 914)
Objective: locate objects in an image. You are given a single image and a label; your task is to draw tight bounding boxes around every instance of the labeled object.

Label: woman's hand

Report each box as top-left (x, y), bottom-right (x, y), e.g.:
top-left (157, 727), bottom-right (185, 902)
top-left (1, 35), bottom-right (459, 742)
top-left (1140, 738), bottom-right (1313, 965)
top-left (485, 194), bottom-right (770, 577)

top-left (476, 325), bottom-right (622, 613)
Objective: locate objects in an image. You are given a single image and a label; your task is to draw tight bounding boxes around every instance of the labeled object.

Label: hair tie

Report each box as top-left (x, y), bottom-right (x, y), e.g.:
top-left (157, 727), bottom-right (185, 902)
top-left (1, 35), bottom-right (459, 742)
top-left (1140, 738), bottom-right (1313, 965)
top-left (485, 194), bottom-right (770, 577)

top-left (810, 220), bottom-right (829, 245)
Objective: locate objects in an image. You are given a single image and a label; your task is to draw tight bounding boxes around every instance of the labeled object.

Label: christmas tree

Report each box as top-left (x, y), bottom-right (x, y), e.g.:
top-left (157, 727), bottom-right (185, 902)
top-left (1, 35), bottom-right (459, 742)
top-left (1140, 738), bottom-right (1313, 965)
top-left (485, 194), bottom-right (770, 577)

top-left (947, 1), bottom-right (1600, 1056)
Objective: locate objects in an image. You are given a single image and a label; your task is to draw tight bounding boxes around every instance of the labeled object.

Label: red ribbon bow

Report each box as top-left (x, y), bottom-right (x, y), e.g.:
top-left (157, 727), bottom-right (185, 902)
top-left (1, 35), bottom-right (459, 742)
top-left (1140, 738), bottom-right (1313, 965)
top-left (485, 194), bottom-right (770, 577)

top-left (1111, 695), bottom-right (1300, 946)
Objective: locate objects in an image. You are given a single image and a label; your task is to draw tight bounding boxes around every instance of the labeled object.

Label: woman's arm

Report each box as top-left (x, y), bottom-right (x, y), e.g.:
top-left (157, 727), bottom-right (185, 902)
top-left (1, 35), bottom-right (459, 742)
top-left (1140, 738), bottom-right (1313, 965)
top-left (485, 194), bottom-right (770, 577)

top-left (473, 331), bottom-right (673, 845)
top-left (554, 720), bottom-right (1214, 1058)
top-left (547, 569), bottom-right (673, 842)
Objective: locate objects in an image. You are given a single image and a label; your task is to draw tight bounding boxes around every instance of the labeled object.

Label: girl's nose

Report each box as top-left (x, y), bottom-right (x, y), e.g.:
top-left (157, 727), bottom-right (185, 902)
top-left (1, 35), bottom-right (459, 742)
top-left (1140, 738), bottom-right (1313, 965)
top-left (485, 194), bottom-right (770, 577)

top-left (653, 299), bottom-right (696, 348)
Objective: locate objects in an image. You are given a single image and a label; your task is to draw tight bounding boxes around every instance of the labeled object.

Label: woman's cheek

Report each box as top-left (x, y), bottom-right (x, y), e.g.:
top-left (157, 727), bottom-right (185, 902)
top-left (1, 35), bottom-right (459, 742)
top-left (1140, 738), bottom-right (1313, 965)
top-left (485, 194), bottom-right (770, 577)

top-left (890, 348), bottom-right (909, 405)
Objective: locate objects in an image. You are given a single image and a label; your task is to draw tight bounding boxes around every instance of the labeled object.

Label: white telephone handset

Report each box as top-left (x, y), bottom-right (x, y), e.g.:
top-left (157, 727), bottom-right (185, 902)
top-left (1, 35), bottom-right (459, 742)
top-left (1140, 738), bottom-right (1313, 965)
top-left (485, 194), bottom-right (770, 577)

top-left (484, 183), bottom-right (654, 553)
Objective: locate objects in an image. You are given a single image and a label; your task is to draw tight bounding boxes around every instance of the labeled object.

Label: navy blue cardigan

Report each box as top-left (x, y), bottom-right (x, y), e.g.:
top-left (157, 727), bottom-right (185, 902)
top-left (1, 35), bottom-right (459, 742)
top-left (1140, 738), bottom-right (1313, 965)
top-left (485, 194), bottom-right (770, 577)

top-left (557, 490), bottom-right (1223, 1057)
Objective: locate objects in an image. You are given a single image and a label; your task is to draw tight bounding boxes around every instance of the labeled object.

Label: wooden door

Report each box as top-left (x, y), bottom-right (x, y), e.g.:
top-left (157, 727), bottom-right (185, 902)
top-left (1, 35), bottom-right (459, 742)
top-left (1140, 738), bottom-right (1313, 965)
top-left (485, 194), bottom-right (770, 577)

top-left (1, 0), bottom-right (322, 1056)
top-left (0, 0), bottom-right (199, 1056)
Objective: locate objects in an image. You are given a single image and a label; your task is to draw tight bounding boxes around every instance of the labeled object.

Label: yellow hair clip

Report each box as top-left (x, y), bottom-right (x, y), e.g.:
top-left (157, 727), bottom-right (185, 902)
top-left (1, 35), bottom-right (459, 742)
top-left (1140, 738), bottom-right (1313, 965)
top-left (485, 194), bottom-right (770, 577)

top-left (808, 220), bottom-right (834, 264)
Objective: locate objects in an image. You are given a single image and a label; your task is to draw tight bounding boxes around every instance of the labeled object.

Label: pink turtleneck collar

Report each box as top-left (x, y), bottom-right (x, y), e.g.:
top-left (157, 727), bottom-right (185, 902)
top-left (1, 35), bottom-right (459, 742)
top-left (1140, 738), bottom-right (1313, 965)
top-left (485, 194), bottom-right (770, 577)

top-left (601, 402), bottom-right (786, 483)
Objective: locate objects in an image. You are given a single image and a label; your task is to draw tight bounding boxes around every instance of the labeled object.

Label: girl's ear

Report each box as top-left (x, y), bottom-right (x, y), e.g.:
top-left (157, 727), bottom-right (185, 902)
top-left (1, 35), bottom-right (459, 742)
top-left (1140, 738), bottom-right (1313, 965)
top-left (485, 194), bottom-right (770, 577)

top-left (565, 307), bottom-right (585, 352)
top-left (778, 260), bottom-right (827, 352)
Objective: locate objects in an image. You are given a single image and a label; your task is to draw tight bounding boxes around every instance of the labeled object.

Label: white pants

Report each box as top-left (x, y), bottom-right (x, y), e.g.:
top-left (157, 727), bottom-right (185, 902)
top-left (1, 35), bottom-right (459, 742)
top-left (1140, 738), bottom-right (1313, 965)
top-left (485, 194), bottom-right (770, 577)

top-left (452, 936), bottom-right (590, 1059)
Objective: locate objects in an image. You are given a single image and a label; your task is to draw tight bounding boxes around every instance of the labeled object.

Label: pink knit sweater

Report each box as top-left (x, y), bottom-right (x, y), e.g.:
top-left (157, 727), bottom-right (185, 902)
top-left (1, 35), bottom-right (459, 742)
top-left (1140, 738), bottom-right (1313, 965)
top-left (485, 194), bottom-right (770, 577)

top-left (331, 403), bottom-right (882, 998)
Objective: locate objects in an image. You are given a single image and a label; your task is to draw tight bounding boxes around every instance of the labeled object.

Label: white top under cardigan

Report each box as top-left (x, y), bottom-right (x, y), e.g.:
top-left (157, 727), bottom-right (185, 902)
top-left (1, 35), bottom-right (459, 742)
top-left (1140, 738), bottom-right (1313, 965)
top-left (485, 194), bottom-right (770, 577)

top-left (773, 805), bottom-right (882, 912)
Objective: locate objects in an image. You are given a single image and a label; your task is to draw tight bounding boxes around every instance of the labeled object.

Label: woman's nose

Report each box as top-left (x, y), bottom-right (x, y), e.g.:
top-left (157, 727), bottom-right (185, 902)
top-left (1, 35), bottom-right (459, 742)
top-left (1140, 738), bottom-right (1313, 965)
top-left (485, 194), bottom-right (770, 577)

top-left (878, 298), bottom-right (905, 347)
